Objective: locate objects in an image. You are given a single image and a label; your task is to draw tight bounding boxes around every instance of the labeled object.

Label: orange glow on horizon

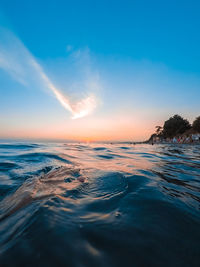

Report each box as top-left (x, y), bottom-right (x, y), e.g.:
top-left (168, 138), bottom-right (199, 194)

top-left (0, 114), bottom-right (156, 142)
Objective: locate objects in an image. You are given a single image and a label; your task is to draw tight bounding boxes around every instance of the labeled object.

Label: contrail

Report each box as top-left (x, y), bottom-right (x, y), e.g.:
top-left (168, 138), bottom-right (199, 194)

top-left (0, 28), bottom-right (97, 119)
top-left (29, 58), bottom-right (96, 119)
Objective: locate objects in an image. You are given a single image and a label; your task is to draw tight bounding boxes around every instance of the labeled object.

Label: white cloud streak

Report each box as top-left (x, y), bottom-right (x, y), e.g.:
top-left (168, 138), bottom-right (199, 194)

top-left (0, 27), bottom-right (98, 119)
top-left (29, 57), bottom-right (97, 119)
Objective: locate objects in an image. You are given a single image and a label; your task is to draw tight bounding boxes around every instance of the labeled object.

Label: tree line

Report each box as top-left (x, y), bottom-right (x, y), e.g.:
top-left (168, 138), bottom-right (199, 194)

top-left (149, 115), bottom-right (200, 141)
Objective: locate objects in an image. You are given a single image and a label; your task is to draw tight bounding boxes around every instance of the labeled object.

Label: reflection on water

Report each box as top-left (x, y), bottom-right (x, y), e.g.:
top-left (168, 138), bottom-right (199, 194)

top-left (0, 142), bottom-right (200, 266)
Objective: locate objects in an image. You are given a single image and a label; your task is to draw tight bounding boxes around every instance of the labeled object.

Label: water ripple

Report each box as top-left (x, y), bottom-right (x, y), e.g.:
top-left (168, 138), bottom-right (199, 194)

top-left (0, 142), bottom-right (199, 266)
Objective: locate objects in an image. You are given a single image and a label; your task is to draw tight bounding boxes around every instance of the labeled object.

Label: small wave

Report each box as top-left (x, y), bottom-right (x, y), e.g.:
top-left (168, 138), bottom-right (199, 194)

top-left (97, 154), bottom-right (114, 159)
top-left (0, 144), bottom-right (39, 150)
top-left (0, 166), bottom-right (86, 222)
top-left (87, 172), bottom-right (128, 199)
top-left (17, 152), bottom-right (72, 164)
top-left (97, 153), bottom-right (127, 160)
top-left (0, 162), bottom-right (19, 171)
top-left (93, 147), bottom-right (107, 151)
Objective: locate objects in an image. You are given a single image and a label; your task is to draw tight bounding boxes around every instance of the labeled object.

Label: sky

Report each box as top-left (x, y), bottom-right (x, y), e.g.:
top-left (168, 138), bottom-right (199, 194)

top-left (0, 0), bottom-right (200, 141)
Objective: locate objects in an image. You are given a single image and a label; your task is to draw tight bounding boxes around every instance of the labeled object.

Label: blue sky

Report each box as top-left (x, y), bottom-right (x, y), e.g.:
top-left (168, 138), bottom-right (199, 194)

top-left (0, 0), bottom-right (200, 141)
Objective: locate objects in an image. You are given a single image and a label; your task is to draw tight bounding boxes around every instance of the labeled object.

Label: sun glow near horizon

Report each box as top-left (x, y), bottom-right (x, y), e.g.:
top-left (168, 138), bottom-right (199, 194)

top-left (0, 112), bottom-right (157, 142)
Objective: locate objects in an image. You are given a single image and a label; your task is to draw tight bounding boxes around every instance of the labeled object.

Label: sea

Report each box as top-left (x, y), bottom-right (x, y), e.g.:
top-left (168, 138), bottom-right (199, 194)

top-left (0, 141), bottom-right (199, 267)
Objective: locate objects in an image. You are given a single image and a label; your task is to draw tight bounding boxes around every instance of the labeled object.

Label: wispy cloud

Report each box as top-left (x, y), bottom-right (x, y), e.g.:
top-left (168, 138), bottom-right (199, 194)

top-left (0, 27), bottom-right (98, 119)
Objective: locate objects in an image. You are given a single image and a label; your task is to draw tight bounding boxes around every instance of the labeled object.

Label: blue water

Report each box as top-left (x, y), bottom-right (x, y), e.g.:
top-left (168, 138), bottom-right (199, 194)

top-left (0, 142), bottom-right (200, 267)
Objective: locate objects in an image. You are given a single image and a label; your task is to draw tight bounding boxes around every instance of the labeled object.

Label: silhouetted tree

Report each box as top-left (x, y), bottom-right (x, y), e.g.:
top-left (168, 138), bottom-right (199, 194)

top-left (163, 114), bottom-right (191, 138)
top-left (155, 126), bottom-right (163, 136)
top-left (192, 116), bottom-right (200, 133)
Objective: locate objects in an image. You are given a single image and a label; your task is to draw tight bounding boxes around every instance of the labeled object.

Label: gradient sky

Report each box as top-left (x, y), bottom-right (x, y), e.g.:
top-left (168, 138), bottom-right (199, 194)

top-left (0, 0), bottom-right (200, 141)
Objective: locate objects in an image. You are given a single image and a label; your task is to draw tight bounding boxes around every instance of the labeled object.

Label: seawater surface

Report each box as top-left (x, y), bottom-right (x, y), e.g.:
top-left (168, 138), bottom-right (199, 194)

top-left (0, 142), bottom-right (200, 267)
